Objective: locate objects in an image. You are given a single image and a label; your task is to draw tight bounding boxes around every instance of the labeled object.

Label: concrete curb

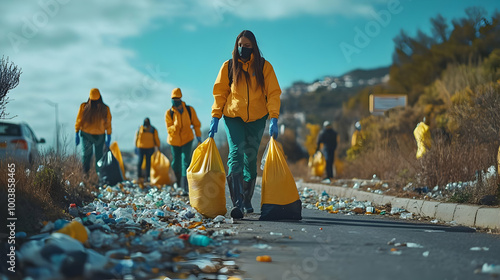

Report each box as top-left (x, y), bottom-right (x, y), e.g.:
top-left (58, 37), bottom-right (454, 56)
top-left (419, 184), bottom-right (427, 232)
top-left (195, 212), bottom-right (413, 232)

top-left (299, 182), bottom-right (500, 230)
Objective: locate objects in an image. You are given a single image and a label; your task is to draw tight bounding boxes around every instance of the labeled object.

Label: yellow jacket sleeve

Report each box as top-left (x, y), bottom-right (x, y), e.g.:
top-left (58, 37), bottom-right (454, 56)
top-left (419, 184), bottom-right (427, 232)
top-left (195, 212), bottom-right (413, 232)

top-left (75, 103), bottom-right (85, 132)
top-left (165, 109), bottom-right (175, 136)
top-left (134, 129), bottom-right (139, 147)
top-left (212, 61), bottom-right (231, 118)
top-left (189, 107), bottom-right (202, 138)
top-left (105, 106), bottom-right (112, 134)
top-left (263, 61), bottom-right (281, 119)
top-left (154, 128), bottom-right (160, 147)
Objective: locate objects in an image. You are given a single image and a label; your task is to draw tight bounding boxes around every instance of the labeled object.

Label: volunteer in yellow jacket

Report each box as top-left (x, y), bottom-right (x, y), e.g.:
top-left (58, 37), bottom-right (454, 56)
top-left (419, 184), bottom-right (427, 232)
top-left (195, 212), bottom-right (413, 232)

top-left (166, 88), bottom-right (202, 194)
top-left (75, 88), bottom-right (112, 174)
top-left (135, 117), bottom-right (160, 182)
top-left (209, 30), bottom-right (281, 219)
top-left (414, 117), bottom-right (431, 159)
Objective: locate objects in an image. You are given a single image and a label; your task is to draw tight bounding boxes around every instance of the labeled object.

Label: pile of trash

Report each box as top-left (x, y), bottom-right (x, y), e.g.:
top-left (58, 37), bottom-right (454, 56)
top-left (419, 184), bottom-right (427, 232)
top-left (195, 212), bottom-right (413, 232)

top-left (6, 181), bottom-right (245, 280)
top-left (300, 187), bottom-right (413, 219)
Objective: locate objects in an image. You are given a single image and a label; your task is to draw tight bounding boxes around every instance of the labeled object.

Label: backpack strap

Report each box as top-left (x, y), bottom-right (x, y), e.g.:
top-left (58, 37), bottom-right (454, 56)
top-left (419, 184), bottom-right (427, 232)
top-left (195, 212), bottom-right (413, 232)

top-left (170, 106), bottom-right (192, 122)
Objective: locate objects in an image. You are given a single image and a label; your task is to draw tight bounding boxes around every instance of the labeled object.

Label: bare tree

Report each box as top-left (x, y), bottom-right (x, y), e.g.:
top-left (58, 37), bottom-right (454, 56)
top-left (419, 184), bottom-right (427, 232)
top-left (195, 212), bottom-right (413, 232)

top-left (0, 56), bottom-right (22, 119)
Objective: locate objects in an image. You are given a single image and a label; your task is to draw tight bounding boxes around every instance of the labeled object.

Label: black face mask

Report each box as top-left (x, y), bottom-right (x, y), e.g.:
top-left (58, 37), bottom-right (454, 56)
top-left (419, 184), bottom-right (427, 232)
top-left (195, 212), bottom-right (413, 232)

top-left (238, 46), bottom-right (253, 59)
top-left (172, 100), bottom-right (182, 107)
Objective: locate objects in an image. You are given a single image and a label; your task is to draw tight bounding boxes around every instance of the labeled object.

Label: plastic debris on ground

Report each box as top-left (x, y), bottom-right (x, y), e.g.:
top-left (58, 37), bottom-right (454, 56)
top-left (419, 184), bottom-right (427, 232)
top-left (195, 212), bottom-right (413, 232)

top-left (9, 181), bottom-right (245, 279)
top-left (300, 187), bottom-right (412, 219)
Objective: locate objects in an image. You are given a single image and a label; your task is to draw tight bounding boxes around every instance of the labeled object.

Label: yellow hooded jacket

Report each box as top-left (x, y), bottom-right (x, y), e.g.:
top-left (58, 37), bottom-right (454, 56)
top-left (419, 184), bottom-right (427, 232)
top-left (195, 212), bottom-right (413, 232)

top-left (212, 54), bottom-right (281, 122)
top-left (414, 122), bottom-right (431, 159)
top-left (75, 103), bottom-right (112, 135)
top-left (135, 125), bottom-right (160, 149)
top-left (351, 130), bottom-right (365, 149)
top-left (165, 102), bottom-right (201, 147)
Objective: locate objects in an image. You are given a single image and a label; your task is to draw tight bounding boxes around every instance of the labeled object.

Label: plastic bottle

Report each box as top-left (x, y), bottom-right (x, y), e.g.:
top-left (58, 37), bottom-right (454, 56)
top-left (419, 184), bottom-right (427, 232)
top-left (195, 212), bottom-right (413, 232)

top-left (68, 204), bottom-right (78, 217)
top-left (188, 234), bottom-right (211, 247)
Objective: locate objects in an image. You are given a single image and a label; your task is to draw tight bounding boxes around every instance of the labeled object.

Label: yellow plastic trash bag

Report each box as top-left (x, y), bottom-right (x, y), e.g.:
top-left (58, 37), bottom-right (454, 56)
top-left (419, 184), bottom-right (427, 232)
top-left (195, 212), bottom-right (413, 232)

top-left (414, 122), bottom-right (431, 159)
top-left (187, 138), bottom-right (226, 218)
top-left (150, 150), bottom-right (171, 186)
top-left (260, 138), bottom-right (302, 221)
top-left (110, 141), bottom-right (126, 180)
top-left (308, 150), bottom-right (326, 177)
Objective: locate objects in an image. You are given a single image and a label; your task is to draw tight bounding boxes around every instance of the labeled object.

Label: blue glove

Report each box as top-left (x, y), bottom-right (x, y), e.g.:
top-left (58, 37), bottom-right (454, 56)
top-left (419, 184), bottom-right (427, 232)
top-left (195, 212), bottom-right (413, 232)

top-left (105, 134), bottom-right (111, 147)
top-left (208, 117), bottom-right (219, 138)
top-left (270, 118), bottom-right (278, 139)
top-left (197, 136), bottom-right (202, 143)
top-left (75, 132), bottom-right (80, 146)
top-left (135, 147), bottom-right (139, 155)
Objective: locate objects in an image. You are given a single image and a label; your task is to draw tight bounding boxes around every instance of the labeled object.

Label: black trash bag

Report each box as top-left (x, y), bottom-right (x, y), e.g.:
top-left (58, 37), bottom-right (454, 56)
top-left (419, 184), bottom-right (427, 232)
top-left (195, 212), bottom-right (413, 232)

top-left (260, 199), bottom-right (302, 221)
top-left (97, 147), bottom-right (124, 186)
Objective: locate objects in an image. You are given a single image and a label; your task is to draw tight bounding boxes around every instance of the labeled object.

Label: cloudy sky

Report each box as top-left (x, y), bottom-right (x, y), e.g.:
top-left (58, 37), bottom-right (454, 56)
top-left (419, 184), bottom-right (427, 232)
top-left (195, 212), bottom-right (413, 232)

top-left (2, 0), bottom-right (498, 152)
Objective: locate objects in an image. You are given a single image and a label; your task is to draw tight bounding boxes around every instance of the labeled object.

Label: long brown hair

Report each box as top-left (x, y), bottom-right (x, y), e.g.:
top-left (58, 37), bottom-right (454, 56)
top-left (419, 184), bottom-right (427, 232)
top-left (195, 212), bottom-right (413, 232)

top-left (232, 30), bottom-right (265, 90)
top-left (81, 97), bottom-right (108, 125)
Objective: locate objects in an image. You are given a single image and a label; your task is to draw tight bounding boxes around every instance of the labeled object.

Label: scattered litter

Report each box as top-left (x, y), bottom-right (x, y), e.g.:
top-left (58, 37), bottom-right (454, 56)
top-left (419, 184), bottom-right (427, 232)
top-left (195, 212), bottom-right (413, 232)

top-left (406, 242), bottom-right (424, 248)
top-left (14, 180), bottom-right (245, 279)
top-left (253, 244), bottom-right (272, 250)
top-left (477, 263), bottom-right (500, 274)
top-left (470, 247), bottom-right (489, 251)
top-left (256, 255), bottom-right (272, 262)
top-left (424, 230), bottom-right (445, 233)
top-left (400, 213), bottom-right (413, 220)
top-left (390, 248), bottom-right (402, 255)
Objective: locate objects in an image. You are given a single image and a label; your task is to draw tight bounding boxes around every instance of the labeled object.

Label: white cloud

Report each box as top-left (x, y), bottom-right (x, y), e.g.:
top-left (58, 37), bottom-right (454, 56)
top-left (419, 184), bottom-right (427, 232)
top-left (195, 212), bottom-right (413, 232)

top-left (1, 0), bottom-right (379, 154)
top-left (1, 0), bottom-right (178, 152)
top-left (228, 0), bottom-right (376, 20)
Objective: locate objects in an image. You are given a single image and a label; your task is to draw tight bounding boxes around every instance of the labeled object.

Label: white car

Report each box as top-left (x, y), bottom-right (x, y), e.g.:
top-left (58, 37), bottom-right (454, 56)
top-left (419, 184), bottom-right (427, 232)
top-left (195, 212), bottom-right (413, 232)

top-left (0, 121), bottom-right (45, 164)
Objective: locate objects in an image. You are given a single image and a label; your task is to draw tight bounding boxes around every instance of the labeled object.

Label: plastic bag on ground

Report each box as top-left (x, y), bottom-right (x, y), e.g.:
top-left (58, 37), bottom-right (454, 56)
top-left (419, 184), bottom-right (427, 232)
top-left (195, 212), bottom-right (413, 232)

top-left (109, 141), bottom-right (127, 180)
top-left (308, 150), bottom-right (326, 177)
top-left (150, 150), bottom-right (171, 186)
top-left (187, 138), bottom-right (226, 218)
top-left (97, 146), bottom-right (124, 186)
top-left (260, 138), bottom-right (302, 221)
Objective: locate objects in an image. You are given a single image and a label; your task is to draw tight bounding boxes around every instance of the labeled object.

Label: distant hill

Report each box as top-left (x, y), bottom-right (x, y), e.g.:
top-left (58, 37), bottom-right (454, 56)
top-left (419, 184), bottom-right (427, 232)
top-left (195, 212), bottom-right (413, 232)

top-left (280, 65), bottom-right (390, 124)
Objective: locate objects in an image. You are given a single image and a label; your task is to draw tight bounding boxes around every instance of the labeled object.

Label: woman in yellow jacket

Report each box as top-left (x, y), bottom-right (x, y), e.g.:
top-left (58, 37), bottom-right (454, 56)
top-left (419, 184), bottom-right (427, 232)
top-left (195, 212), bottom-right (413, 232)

top-left (75, 88), bottom-right (112, 174)
top-left (209, 30), bottom-right (282, 218)
top-left (166, 88), bottom-right (202, 194)
top-left (135, 117), bottom-right (160, 182)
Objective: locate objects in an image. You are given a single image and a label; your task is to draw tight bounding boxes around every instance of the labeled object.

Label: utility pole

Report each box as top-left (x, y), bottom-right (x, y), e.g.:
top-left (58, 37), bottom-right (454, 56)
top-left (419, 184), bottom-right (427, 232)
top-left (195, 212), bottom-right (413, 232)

top-left (44, 100), bottom-right (59, 154)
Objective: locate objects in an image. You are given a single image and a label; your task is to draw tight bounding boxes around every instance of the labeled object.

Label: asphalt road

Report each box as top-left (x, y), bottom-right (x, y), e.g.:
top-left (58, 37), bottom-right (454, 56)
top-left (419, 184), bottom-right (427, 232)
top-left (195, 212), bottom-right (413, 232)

top-left (220, 185), bottom-right (500, 280)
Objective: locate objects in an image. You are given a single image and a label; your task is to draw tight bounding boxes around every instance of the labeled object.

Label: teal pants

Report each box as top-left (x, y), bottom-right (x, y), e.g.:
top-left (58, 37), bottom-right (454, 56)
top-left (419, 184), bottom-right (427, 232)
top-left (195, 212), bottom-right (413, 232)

top-left (81, 131), bottom-right (105, 173)
top-left (224, 115), bottom-right (267, 182)
top-left (171, 140), bottom-right (193, 179)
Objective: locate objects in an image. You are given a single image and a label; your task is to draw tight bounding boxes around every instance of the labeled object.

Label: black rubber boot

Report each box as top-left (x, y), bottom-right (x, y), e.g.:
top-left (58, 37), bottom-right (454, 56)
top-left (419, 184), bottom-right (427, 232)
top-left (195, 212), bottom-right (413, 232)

top-left (174, 172), bottom-right (182, 189)
top-left (227, 173), bottom-right (244, 219)
top-left (180, 176), bottom-right (189, 196)
top-left (243, 178), bottom-right (256, 213)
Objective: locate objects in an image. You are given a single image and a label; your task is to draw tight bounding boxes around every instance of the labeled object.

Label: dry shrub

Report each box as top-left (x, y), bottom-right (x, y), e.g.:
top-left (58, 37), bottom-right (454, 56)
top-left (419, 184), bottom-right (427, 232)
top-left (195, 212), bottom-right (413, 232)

top-left (341, 134), bottom-right (417, 186)
top-left (0, 151), bottom-right (96, 234)
top-left (416, 136), bottom-right (496, 188)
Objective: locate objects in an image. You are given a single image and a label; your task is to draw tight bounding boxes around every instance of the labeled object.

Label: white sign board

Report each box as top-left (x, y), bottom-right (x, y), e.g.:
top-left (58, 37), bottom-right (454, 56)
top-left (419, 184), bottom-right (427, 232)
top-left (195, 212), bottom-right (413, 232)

top-left (369, 94), bottom-right (407, 115)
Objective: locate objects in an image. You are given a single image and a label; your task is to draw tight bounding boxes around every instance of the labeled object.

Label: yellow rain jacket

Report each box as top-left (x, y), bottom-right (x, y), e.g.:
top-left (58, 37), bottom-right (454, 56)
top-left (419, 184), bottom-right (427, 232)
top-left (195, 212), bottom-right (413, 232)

top-left (74, 103), bottom-right (112, 135)
top-left (135, 125), bottom-right (160, 149)
top-left (414, 122), bottom-right (431, 159)
top-left (212, 54), bottom-right (281, 122)
top-left (351, 130), bottom-right (365, 149)
top-left (165, 102), bottom-right (201, 147)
